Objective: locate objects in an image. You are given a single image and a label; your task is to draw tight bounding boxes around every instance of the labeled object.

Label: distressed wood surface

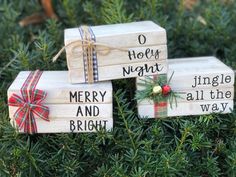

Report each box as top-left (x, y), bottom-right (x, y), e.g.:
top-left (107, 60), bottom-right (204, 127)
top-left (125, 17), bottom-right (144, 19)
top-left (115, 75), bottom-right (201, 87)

top-left (9, 103), bottom-right (112, 119)
top-left (138, 100), bottom-right (233, 118)
top-left (66, 45), bottom-right (167, 69)
top-left (11, 117), bottom-right (113, 133)
top-left (138, 87), bottom-right (234, 104)
top-left (137, 56), bottom-right (235, 90)
top-left (64, 21), bottom-right (166, 48)
top-left (69, 60), bottom-right (167, 83)
top-left (8, 71), bottom-right (112, 104)
top-left (136, 56), bottom-right (235, 118)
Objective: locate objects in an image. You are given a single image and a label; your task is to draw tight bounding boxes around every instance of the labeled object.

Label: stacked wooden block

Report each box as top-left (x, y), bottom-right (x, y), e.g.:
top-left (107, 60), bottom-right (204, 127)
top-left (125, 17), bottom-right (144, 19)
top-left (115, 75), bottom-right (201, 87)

top-left (8, 71), bottom-right (113, 133)
top-left (8, 21), bottom-right (168, 133)
top-left (137, 56), bottom-right (235, 118)
top-left (64, 21), bottom-right (168, 83)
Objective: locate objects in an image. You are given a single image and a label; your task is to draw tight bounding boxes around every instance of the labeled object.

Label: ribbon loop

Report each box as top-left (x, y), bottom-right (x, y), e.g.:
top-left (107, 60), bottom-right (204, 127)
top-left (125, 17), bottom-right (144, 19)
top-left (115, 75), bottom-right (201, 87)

top-left (8, 70), bottom-right (49, 134)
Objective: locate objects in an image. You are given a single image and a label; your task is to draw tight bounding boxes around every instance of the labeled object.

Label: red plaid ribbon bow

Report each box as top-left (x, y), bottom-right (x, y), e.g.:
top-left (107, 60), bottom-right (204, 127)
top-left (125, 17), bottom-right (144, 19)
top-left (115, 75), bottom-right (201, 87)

top-left (8, 70), bottom-right (49, 134)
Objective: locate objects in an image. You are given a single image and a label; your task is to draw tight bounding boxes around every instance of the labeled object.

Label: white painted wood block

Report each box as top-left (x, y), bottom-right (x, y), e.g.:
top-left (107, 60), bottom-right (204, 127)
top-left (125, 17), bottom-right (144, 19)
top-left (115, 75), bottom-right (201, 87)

top-left (66, 45), bottom-right (167, 69)
top-left (11, 117), bottom-right (113, 133)
top-left (8, 71), bottom-right (112, 104)
top-left (7, 71), bottom-right (113, 133)
top-left (64, 21), bottom-right (168, 83)
top-left (137, 56), bottom-right (235, 90)
top-left (138, 100), bottom-right (234, 118)
top-left (136, 56), bottom-right (235, 118)
top-left (64, 21), bottom-right (166, 48)
top-left (69, 60), bottom-right (168, 83)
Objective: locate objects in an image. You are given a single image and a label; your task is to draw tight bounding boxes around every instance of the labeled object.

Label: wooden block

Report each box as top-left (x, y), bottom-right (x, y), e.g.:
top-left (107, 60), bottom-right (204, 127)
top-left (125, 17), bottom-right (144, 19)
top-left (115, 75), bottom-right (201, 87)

top-left (136, 56), bottom-right (235, 118)
top-left (8, 71), bottom-right (112, 104)
top-left (138, 100), bottom-right (234, 118)
top-left (64, 21), bottom-right (166, 48)
top-left (66, 45), bottom-right (167, 69)
top-left (7, 71), bottom-right (113, 133)
top-left (9, 103), bottom-right (112, 119)
top-left (11, 117), bottom-right (113, 133)
top-left (64, 21), bottom-right (168, 83)
top-left (69, 60), bottom-right (168, 83)
top-left (137, 56), bottom-right (235, 90)
top-left (168, 56), bottom-right (235, 89)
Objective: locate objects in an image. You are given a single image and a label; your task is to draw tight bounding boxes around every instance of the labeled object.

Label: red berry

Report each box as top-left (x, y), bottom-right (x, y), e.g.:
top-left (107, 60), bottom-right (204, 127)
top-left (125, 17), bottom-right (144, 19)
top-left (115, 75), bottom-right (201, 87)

top-left (162, 85), bottom-right (171, 96)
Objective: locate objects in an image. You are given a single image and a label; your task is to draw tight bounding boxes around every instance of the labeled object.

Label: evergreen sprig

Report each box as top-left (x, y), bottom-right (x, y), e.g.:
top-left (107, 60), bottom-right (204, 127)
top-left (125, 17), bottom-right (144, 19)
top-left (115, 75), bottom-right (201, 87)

top-left (136, 72), bottom-right (182, 108)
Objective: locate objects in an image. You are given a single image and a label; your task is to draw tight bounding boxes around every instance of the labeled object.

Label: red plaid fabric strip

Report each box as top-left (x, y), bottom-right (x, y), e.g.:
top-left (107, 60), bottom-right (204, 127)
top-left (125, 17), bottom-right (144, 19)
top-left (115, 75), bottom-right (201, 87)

top-left (8, 70), bottom-right (49, 134)
top-left (154, 102), bottom-right (167, 118)
top-left (153, 74), bottom-right (168, 118)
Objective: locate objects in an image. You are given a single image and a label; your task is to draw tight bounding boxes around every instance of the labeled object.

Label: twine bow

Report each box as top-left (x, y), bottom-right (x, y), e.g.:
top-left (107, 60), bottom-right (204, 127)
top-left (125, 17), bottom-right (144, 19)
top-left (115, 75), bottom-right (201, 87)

top-left (52, 25), bottom-right (127, 83)
top-left (52, 39), bottom-right (127, 62)
top-left (8, 70), bottom-right (49, 134)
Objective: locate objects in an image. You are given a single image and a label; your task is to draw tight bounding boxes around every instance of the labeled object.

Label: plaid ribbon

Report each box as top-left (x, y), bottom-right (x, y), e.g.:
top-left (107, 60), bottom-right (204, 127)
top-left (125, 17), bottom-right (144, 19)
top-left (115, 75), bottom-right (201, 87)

top-left (79, 26), bottom-right (99, 83)
top-left (8, 70), bottom-right (49, 134)
top-left (153, 74), bottom-right (168, 118)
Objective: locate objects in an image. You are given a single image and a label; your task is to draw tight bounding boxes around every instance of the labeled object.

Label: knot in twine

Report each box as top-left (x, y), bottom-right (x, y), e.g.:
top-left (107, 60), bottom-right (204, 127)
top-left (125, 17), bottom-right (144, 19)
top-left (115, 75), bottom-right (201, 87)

top-left (52, 25), bottom-right (128, 83)
top-left (52, 39), bottom-right (127, 62)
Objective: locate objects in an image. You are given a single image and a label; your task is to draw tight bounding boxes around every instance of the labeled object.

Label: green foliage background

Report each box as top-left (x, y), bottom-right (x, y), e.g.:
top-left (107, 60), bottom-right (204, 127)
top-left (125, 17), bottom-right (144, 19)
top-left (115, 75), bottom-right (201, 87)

top-left (0, 0), bottom-right (236, 176)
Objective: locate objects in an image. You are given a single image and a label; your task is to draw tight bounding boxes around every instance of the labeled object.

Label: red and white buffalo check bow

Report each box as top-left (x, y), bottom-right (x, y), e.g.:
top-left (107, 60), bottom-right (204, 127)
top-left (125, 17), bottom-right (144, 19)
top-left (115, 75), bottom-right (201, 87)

top-left (8, 70), bottom-right (49, 134)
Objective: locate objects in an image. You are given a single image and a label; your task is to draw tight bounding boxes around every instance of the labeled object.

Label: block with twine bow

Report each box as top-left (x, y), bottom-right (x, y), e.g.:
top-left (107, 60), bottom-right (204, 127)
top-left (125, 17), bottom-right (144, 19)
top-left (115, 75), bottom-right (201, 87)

top-left (8, 70), bottom-right (49, 134)
top-left (59, 21), bottom-right (168, 83)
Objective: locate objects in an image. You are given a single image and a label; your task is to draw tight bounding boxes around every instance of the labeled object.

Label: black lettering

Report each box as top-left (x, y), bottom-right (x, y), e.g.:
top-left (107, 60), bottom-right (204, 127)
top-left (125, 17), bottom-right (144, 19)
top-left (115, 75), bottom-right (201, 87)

top-left (186, 93), bottom-right (194, 101)
top-left (76, 106), bottom-right (83, 117)
top-left (100, 91), bottom-right (106, 102)
top-left (200, 104), bottom-right (210, 112)
top-left (70, 120), bottom-right (75, 132)
top-left (85, 91), bottom-right (91, 102)
top-left (93, 91), bottom-right (99, 102)
top-left (88, 120), bottom-right (94, 131)
top-left (77, 91), bottom-right (83, 102)
top-left (128, 50), bottom-right (136, 60)
top-left (85, 106), bottom-right (92, 116)
top-left (212, 76), bottom-right (219, 87)
top-left (69, 91), bottom-right (77, 103)
top-left (192, 76), bottom-right (197, 88)
top-left (225, 75), bottom-right (231, 83)
top-left (123, 67), bottom-right (131, 76)
top-left (94, 106), bottom-right (99, 116)
top-left (77, 120), bottom-right (83, 131)
top-left (137, 52), bottom-right (144, 59)
top-left (138, 34), bottom-right (146, 45)
top-left (225, 91), bottom-right (231, 99)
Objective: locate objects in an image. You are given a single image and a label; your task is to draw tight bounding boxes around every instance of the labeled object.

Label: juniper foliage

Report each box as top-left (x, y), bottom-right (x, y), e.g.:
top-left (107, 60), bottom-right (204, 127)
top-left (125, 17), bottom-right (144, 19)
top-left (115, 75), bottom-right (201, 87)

top-left (0, 0), bottom-right (236, 176)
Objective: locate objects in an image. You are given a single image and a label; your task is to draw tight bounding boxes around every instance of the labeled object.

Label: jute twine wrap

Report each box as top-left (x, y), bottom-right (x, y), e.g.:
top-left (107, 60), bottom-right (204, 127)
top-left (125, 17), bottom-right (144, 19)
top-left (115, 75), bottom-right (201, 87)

top-left (53, 25), bottom-right (127, 83)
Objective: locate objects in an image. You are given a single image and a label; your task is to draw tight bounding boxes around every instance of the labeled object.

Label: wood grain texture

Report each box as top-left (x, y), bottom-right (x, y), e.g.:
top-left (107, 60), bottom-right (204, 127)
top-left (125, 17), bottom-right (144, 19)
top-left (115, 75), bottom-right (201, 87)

top-left (66, 45), bottom-right (167, 69)
top-left (137, 56), bottom-right (235, 90)
top-left (69, 60), bottom-right (168, 83)
top-left (138, 87), bottom-right (234, 104)
top-left (11, 117), bottom-right (113, 133)
top-left (9, 103), bottom-right (112, 119)
top-left (138, 100), bottom-right (234, 118)
top-left (8, 71), bottom-right (112, 104)
top-left (64, 21), bottom-right (166, 48)
top-left (136, 56), bottom-right (235, 118)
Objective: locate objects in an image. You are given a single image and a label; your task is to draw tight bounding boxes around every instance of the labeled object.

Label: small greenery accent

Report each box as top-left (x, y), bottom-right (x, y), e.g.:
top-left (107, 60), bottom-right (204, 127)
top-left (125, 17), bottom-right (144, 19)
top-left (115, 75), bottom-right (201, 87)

top-left (136, 72), bottom-right (182, 108)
